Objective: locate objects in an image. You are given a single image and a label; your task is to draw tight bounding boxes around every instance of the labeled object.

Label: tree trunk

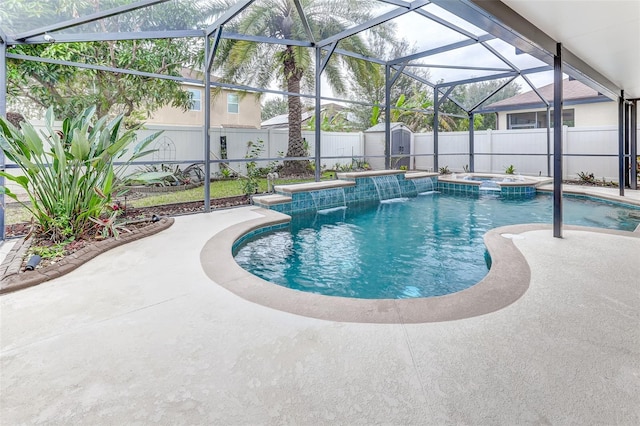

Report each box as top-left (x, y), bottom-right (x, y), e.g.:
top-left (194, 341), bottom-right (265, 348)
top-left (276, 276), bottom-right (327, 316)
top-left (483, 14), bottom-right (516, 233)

top-left (282, 46), bottom-right (309, 176)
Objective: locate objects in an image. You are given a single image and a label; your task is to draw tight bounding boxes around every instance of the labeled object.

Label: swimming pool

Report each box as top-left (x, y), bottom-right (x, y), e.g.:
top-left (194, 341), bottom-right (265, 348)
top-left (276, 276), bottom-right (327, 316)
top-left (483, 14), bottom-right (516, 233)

top-left (234, 192), bottom-right (640, 299)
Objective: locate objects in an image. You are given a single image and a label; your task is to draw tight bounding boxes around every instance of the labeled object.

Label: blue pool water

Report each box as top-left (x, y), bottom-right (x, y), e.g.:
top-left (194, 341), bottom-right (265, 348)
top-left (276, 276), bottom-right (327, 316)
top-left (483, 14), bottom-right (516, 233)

top-left (234, 193), bottom-right (640, 299)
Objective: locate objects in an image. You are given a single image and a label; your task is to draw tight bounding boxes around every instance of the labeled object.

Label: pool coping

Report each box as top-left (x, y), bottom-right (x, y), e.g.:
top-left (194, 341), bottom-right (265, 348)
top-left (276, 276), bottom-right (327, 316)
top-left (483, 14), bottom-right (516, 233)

top-left (200, 207), bottom-right (640, 324)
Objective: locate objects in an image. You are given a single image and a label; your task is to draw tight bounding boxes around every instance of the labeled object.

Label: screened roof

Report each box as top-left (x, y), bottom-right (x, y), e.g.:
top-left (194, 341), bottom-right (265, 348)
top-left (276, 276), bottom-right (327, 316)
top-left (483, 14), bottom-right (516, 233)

top-left (0, 0), bottom-right (638, 104)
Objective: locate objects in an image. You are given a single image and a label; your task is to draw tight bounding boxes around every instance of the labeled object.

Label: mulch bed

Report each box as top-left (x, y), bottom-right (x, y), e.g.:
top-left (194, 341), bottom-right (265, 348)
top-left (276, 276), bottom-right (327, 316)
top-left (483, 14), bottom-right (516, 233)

top-left (5, 195), bottom-right (251, 239)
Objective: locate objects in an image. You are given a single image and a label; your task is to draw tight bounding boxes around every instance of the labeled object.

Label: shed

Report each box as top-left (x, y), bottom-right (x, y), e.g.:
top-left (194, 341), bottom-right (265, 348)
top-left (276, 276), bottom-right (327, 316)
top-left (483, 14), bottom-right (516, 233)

top-left (364, 122), bottom-right (413, 170)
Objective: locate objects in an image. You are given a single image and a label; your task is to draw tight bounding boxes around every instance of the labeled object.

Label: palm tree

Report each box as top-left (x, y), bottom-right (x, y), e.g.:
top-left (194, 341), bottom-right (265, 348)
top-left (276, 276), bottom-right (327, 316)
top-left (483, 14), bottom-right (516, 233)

top-left (209, 0), bottom-right (388, 175)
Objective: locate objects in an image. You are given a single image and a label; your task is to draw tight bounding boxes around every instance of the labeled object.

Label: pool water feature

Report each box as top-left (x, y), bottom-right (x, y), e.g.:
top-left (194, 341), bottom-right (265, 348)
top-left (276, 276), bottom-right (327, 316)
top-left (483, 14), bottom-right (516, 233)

top-left (309, 187), bottom-right (346, 212)
top-left (371, 175), bottom-right (404, 201)
top-left (411, 177), bottom-right (436, 194)
top-left (234, 193), bottom-right (640, 299)
top-left (464, 176), bottom-right (517, 191)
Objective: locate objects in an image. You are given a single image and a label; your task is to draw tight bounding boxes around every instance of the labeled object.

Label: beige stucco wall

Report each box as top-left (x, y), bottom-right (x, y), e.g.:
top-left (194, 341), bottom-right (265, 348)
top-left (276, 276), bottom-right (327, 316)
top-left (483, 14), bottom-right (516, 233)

top-left (147, 86), bottom-right (262, 128)
top-left (496, 100), bottom-right (617, 130)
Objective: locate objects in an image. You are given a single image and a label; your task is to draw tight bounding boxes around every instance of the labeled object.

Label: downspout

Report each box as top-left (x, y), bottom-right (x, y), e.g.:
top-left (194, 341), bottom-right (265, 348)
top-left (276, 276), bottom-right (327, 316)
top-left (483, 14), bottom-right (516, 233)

top-left (631, 100), bottom-right (637, 190)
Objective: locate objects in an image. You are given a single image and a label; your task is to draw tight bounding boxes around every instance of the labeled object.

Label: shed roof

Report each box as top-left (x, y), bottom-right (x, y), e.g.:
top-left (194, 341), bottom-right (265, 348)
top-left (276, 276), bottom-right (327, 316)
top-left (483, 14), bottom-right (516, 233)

top-left (365, 122), bottom-right (410, 133)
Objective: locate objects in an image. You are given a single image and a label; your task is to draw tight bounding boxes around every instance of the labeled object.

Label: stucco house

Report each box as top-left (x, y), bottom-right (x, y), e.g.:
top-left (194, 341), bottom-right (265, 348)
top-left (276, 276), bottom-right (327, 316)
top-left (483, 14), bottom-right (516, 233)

top-left (147, 69), bottom-right (262, 129)
top-left (482, 79), bottom-right (616, 130)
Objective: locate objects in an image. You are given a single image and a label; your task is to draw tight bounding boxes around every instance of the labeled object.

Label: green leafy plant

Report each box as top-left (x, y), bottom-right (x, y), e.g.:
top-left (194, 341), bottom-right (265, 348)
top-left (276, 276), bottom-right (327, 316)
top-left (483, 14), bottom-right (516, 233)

top-left (220, 167), bottom-right (234, 179)
top-left (439, 166), bottom-right (451, 175)
top-left (463, 164), bottom-right (470, 173)
top-left (577, 171), bottom-right (596, 184)
top-left (126, 163), bottom-right (195, 187)
top-left (505, 165), bottom-right (516, 175)
top-left (0, 106), bottom-right (161, 242)
top-left (29, 240), bottom-right (71, 259)
top-left (89, 209), bottom-right (131, 240)
top-left (242, 139), bottom-right (264, 195)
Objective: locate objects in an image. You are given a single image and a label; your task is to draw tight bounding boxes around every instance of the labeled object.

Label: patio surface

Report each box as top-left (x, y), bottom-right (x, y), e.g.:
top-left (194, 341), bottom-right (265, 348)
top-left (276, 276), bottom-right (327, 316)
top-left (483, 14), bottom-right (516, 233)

top-left (1, 187), bottom-right (639, 424)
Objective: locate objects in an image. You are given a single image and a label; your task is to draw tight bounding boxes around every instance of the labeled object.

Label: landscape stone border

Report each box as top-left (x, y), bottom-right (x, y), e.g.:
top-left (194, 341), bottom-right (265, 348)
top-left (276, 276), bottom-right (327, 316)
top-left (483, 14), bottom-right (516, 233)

top-left (0, 217), bottom-right (174, 295)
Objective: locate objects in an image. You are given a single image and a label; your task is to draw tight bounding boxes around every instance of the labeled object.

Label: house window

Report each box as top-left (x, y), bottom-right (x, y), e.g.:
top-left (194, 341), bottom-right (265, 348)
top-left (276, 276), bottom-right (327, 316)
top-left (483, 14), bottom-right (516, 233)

top-left (188, 88), bottom-right (201, 111)
top-left (507, 109), bottom-right (574, 129)
top-left (227, 93), bottom-right (239, 114)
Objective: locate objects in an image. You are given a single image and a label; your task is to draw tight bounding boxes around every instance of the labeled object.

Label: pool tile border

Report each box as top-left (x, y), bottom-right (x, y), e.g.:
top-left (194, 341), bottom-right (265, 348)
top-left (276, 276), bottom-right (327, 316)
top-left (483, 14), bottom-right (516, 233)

top-left (201, 208), bottom-right (638, 324)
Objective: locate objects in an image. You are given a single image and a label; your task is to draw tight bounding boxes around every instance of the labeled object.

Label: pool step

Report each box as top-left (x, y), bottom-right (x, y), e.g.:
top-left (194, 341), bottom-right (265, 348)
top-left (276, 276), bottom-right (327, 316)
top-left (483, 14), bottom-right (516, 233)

top-left (252, 194), bottom-right (292, 207)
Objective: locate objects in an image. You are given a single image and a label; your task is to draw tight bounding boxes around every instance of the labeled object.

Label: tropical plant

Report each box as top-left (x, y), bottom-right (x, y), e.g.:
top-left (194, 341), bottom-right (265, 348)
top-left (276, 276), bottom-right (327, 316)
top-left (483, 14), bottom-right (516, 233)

top-left (126, 163), bottom-right (202, 187)
top-left (505, 165), bottom-right (516, 175)
top-left (209, 0), bottom-right (387, 175)
top-left (0, 106), bottom-right (161, 242)
top-left (439, 166), bottom-right (451, 175)
top-left (89, 210), bottom-right (131, 240)
top-left (242, 140), bottom-right (265, 196)
top-left (577, 171), bottom-right (596, 184)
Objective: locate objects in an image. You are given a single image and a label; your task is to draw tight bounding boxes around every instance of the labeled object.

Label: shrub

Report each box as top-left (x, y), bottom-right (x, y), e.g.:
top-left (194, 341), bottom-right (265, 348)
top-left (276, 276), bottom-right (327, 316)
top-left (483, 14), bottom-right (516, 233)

top-left (577, 171), bottom-right (596, 184)
top-left (242, 139), bottom-right (263, 195)
top-left (505, 165), bottom-right (516, 175)
top-left (0, 106), bottom-right (161, 242)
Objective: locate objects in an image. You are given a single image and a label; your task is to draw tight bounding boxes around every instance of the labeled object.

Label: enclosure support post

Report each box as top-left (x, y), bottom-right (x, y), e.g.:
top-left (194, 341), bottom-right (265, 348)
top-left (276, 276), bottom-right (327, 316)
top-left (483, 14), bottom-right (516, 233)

top-left (546, 106), bottom-right (551, 177)
top-left (0, 38), bottom-right (6, 241)
top-left (433, 87), bottom-right (439, 172)
top-left (624, 99), bottom-right (631, 187)
top-left (618, 92), bottom-right (625, 196)
top-left (631, 101), bottom-right (637, 190)
top-left (203, 38), bottom-right (212, 212)
top-left (468, 112), bottom-right (474, 172)
top-left (384, 65), bottom-right (391, 169)
top-left (314, 47), bottom-right (323, 181)
top-left (553, 43), bottom-right (563, 238)
top-left (202, 29), bottom-right (222, 212)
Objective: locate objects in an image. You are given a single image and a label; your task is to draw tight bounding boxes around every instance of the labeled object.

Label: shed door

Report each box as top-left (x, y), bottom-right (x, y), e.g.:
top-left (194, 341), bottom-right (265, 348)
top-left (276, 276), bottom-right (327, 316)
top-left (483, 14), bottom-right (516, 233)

top-left (391, 129), bottom-right (411, 169)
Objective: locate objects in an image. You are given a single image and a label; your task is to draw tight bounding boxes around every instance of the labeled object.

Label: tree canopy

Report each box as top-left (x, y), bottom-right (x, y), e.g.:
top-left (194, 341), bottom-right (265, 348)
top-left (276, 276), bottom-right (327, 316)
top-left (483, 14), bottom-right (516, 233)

top-left (5, 0), bottom-right (201, 124)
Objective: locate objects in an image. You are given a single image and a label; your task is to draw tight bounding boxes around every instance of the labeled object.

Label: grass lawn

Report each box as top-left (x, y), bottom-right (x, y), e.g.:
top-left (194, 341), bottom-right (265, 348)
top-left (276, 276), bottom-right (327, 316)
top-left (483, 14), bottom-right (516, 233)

top-left (127, 173), bottom-right (335, 208)
top-left (4, 173), bottom-right (336, 224)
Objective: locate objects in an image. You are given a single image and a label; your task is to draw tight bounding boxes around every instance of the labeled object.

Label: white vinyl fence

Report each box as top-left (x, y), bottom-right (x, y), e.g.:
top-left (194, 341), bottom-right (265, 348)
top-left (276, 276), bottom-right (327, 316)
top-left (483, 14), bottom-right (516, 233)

top-left (3, 123), bottom-right (637, 196)
top-left (411, 126), bottom-right (630, 180)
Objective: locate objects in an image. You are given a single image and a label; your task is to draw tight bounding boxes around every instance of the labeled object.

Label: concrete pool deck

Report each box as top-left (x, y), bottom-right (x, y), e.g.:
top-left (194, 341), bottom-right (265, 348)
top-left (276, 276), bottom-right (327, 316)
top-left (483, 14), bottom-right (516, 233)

top-left (1, 187), bottom-right (639, 424)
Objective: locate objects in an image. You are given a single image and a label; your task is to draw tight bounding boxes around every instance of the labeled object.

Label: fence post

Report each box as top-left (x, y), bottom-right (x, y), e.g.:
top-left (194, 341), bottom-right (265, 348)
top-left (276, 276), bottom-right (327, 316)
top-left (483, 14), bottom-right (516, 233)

top-left (487, 129), bottom-right (493, 173)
